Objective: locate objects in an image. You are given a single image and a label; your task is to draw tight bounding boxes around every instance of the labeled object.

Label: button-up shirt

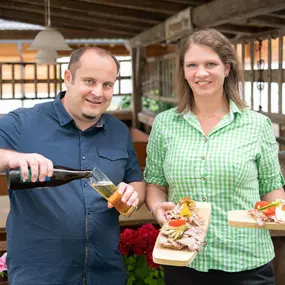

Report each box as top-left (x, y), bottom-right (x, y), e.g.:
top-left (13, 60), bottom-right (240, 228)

top-left (0, 92), bottom-right (143, 285)
top-left (144, 100), bottom-right (284, 272)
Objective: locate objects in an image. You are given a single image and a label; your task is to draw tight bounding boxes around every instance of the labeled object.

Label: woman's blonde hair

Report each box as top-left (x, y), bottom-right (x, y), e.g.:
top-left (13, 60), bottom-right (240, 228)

top-left (175, 28), bottom-right (246, 113)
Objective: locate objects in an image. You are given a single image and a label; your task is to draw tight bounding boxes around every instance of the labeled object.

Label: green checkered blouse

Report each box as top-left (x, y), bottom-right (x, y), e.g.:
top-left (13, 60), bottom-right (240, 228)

top-left (144, 100), bottom-right (284, 272)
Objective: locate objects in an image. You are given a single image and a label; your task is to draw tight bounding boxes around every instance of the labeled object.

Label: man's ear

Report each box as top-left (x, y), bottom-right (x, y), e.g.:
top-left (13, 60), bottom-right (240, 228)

top-left (64, 70), bottom-right (73, 87)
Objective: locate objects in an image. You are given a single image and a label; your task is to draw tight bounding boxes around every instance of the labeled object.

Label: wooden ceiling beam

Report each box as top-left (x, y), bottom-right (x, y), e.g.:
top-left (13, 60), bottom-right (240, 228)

top-left (192, 0), bottom-right (285, 28)
top-left (230, 28), bottom-right (285, 43)
top-left (129, 0), bottom-right (285, 47)
top-left (0, 12), bottom-right (134, 38)
top-left (161, 0), bottom-right (206, 4)
top-left (7, 0), bottom-right (165, 25)
top-left (235, 15), bottom-right (285, 29)
top-left (76, 0), bottom-right (187, 15)
top-left (214, 24), bottom-right (269, 35)
top-left (0, 30), bottom-right (126, 40)
top-left (0, 3), bottom-right (145, 32)
top-left (270, 11), bottom-right (285, 20)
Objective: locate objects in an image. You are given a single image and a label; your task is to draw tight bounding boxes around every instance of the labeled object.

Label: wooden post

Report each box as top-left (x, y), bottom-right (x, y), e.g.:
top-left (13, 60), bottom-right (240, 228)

top-left (131, 47), bottom-right (145, 128)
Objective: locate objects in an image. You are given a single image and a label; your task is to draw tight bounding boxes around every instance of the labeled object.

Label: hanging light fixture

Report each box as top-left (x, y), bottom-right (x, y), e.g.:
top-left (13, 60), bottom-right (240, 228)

top-left (36, 49), bottom-right (59, 64)
top-left (29, 0), bottom-right (71, 51)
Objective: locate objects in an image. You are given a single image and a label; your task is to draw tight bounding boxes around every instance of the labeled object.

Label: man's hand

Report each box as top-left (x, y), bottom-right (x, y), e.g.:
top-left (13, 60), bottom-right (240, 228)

top-left (108, 182), bottom-right (139, 209)
top-left (7, 152), bottom-right (54, 182)
top-left (151, 202), bottom-right (176, 226)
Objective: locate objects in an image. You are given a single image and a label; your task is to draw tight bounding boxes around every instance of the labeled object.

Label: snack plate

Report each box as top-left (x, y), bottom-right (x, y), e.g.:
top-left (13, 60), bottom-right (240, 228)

top-left (228, 210), bottom-right (285, 230)
top-left (152, 202), bottom-right (211, 266)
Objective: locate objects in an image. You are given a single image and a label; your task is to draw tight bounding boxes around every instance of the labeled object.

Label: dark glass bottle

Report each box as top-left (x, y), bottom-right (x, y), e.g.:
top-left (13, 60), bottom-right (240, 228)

top-left (6, 165), bottom-right (92, 190)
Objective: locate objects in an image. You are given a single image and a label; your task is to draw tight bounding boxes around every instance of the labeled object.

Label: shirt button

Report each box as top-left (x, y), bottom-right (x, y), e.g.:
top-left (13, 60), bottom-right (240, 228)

top-left (201, 177), bottom-right (206, 181)
top-left (84, 183), bottom-right (88, 187)
top-left (202, 197), bottom-right (207, 202)
top-left (88, 238), bottom-right (92, 242)
top-left (201, 156), bottom-right (205, 160)
top-left (82, 156), bottom-right (86, 160)
top-left (204, 240), bottom-right (207, 246)
top-left (204, 138), bottom-right (208, 142)
top-left (87, 211), bottom-right (91, 215)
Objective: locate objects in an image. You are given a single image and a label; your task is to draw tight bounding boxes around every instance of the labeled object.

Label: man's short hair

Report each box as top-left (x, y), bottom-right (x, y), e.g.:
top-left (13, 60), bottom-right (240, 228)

top-left (68, 47), bottom-right (120, 81)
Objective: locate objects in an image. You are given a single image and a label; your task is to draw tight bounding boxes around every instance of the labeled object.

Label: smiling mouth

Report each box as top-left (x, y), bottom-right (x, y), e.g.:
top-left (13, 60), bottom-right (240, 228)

top-left (196, 81), bottom-right (211, 85)
top-left (86, 99), bottom-right (102, 104)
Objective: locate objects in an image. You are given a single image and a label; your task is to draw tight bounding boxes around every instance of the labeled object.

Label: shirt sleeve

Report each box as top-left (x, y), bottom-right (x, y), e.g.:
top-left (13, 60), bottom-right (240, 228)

top-left (0, 110), bottom-right (22, 150)
top-left (257, 117), bottom-right (285, 196)
top-left (144, 115), bottom-right (168, 187)
top-left (123, 131), bottom-right (144, 183)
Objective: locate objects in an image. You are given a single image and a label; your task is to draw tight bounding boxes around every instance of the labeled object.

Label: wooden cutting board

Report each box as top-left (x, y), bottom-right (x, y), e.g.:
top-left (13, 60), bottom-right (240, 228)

top-left (228, 210), bottom-right (285, 230)
top-left (152, 202), bottom-right (211, 266)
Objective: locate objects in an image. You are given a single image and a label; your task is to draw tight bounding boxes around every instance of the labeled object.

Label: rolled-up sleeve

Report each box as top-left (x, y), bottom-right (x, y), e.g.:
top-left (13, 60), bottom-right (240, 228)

top-left (257, 117), bottom-right (285, 196)
top-left (144, 115), bottom-right (168, 187)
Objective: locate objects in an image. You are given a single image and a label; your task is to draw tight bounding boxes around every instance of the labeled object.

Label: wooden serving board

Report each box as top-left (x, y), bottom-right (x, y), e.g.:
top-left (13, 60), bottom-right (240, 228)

top-left (228, 210), bottom-right (285, 230)
top-left (152, 202), bottom-right (211, 266)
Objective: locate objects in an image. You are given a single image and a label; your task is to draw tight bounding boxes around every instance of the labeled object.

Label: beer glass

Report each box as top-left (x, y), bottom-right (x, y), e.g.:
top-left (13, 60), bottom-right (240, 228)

top-left (88, 166), bottom-right (135, 216)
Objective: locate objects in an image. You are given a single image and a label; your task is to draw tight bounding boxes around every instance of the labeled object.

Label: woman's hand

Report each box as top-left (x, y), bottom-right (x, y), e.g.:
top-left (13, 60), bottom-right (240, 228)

top-left (151, 201), bottom-right (176, 226)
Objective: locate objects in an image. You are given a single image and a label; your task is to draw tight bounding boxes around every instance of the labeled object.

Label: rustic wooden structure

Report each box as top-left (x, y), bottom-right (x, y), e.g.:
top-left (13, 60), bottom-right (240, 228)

top-left (1, 0), bottom-right (285, 284)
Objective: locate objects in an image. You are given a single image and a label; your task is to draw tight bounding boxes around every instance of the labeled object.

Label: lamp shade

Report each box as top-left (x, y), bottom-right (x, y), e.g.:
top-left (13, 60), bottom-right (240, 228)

top-left (29, 27), bottom-right (72, 51)
top-left (36, 49), bottom-right (59, 64)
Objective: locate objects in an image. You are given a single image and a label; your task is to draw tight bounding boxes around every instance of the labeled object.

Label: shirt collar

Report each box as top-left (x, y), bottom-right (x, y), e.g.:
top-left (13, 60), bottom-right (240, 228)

top-left (180, 98), bottom-right (242, 118)
top-left (53, 91), bottom-right (105, 129)
top-left (229, 99), bottom-right (242, 116)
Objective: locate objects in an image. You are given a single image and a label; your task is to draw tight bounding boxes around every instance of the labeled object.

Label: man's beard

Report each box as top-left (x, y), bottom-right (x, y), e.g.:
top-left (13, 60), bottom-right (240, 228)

top-left (82, 113), bottom-right (97, 120)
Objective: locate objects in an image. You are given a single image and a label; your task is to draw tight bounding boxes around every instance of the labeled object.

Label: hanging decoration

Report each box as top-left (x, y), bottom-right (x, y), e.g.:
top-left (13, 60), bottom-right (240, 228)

top-left (29, 0), bottom-right (71, 64)
top-left (255, 40), bottom-right (265, 112)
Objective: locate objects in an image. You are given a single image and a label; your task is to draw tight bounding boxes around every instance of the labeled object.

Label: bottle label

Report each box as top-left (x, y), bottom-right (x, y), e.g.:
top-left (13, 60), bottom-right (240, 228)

top-left (20, 169), bottom-right (51, 183)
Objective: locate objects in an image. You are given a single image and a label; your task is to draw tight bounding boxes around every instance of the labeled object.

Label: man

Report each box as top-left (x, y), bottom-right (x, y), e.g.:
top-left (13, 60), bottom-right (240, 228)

top-left (0, 47), bottom-right (145, 285)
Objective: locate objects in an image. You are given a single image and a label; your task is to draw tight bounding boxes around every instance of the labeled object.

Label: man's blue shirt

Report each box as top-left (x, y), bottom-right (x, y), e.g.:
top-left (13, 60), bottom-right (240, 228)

top-left (0, 92), bottom-right (143, 285)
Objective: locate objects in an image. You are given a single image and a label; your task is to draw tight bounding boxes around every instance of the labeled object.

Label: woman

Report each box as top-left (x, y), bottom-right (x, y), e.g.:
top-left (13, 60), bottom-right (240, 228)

top-left (144, 28), bottom-right (285, 285)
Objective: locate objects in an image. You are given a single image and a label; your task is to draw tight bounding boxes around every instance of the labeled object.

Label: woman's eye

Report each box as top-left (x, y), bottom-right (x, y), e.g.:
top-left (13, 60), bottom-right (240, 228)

top-left (207, 62), bottom-right (216, 67)
top-left (186, 64), bottom-right (196, 69)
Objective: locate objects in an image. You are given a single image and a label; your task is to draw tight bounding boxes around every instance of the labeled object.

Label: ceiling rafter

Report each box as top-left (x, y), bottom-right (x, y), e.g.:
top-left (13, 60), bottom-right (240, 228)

top-left (0, 11), bottom-right (135, 38)
top-left (0, 29), bottom-right (125, 40)
top-left (75, 0), bottom-right (188, 14)
top-left (129, 0), bottom-right (285, 47)
top-left (161, 0), bottom-right (206, 4)
top-left (214, 24), bottom-right (271, 35)
top-left (235, 15), bottom-right (285, 29)
top-left (192, 0), bottom-right (285, 28)
top-left (8, 0), bottom-right (166, 25)
top-left (0, 2), bottom-right (149, 32)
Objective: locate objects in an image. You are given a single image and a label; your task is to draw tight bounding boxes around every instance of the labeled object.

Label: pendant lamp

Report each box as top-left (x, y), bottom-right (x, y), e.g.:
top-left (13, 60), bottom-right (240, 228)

top-left (36, 49), bottom-right (59, 64)
top-left (29, 0), bottom-right (71, 51)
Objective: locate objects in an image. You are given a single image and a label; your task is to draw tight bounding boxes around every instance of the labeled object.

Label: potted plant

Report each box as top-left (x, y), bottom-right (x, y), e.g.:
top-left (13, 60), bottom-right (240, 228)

top-left (0, 252), bottom-right (8, 285)
top-left (119, 223), bottom-right (164, 285)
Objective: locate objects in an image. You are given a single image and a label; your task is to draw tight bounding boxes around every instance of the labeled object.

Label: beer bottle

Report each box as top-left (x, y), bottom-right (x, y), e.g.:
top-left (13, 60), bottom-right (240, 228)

top-left (5, 166), bottom-right (92, 190)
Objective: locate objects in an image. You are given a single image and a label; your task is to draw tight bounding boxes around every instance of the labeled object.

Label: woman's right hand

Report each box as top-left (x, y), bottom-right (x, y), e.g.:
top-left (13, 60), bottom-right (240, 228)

top-left (151, 201), bottom-right (176, 226)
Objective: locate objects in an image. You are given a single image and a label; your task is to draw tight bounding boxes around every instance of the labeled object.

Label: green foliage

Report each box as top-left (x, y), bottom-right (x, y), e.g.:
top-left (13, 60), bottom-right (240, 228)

top-left (124, 255), bottom-right (164, 285)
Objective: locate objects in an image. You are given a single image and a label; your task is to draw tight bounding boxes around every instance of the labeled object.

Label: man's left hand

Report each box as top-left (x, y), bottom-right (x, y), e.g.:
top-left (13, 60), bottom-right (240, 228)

top-left (108, 182), bottom-right (139, 209)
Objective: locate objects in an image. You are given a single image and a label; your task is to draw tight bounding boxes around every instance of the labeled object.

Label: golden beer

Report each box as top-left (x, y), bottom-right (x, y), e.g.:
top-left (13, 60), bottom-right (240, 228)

top-left (90, 181), bottom-right (134, 216)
